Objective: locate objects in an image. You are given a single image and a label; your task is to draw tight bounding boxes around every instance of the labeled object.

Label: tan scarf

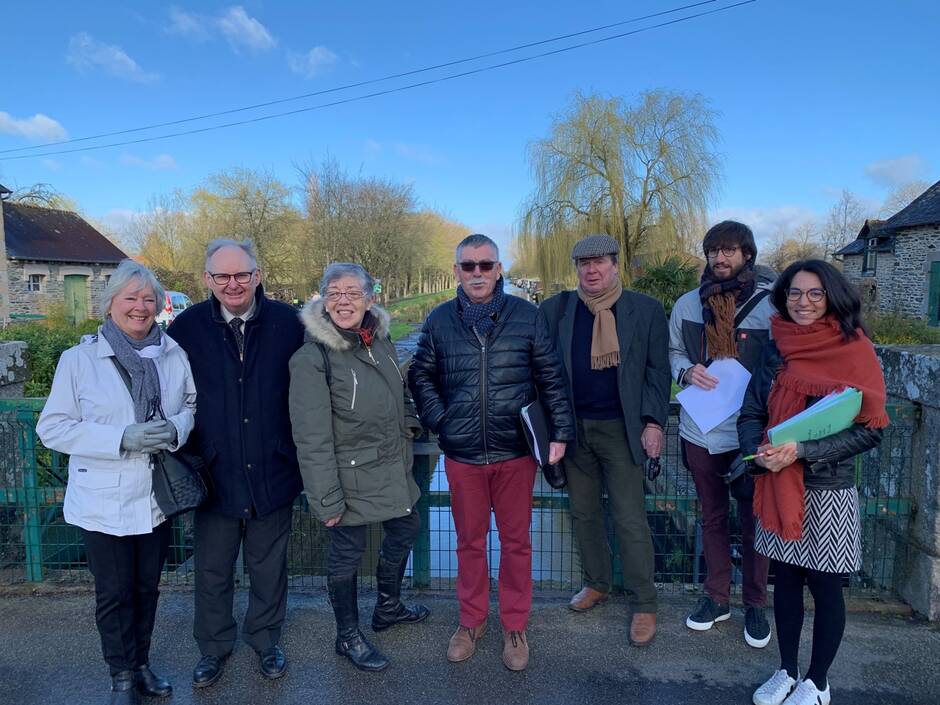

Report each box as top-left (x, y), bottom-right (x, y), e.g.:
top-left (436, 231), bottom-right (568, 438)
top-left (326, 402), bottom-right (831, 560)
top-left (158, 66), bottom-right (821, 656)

top-left (576, 281), bottom-right (623, 369)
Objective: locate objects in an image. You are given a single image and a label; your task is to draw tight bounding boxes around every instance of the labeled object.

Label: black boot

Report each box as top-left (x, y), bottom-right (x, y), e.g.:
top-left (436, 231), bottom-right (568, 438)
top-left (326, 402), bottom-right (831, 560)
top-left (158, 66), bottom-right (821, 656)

top-left (371, 556), bottom-right (430, 631)
top-left (328, 574), bottom-right (389, 672)
top-left (133, 664), bottom-right (172, 697)
top-left (109, 671), bottom-right (139, 705)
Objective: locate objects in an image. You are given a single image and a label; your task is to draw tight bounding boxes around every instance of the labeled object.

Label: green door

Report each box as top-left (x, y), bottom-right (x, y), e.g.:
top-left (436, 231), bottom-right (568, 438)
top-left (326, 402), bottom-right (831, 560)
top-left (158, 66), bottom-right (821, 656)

top-left (63, 275), bottom-right (88, 325)
top-left (929, 262), bottom-right (940, 327)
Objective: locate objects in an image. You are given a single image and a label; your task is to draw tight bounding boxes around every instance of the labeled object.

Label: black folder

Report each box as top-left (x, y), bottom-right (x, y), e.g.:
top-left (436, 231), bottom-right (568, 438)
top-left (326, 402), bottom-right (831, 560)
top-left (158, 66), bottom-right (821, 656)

top-left (520, 400), bottom-right (567, 489)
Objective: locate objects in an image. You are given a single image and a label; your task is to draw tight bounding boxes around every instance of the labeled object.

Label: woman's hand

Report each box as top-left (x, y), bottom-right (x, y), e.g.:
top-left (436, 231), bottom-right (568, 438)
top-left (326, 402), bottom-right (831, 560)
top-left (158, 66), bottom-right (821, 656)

top-left (323, 513), bottom-right (343, 527)
top-left (754, 442), bottom-right (798, 472)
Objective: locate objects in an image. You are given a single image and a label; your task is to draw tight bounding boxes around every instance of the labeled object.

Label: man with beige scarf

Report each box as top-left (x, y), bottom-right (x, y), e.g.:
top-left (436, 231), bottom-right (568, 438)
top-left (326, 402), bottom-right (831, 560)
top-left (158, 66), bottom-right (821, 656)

top-left (540, 234), bottom-right (671, 647)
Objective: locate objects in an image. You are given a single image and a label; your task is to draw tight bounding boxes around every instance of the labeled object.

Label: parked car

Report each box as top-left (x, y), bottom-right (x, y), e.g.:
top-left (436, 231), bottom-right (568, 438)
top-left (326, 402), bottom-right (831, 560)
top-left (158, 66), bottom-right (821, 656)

top-left (156, 291), bottom-right (193, 328)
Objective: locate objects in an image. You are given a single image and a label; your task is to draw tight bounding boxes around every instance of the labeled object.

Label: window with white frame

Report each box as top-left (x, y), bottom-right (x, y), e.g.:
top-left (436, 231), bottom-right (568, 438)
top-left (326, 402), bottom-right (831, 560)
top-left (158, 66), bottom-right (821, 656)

top-left (27, 274), bottom-right (44, 292)
top-left (863, 238), bottom-right (877, 274)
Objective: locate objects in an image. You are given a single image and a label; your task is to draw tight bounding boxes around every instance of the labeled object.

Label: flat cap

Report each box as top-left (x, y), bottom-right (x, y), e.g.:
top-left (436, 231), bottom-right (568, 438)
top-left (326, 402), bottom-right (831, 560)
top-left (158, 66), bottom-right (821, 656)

top-left (571, 234), bottom-right (619, 260)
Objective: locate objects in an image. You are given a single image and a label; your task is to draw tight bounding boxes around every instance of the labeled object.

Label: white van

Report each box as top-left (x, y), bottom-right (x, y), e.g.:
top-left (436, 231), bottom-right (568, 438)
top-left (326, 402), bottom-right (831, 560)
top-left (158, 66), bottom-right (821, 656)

top-left (156, 291), bottom-right (193, 328)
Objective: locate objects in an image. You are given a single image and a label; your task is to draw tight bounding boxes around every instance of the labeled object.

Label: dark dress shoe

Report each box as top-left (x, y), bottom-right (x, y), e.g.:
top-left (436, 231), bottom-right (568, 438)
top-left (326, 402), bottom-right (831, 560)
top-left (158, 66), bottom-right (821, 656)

top-left (110, 671), bottom-right (140, 705)
top-left (258, 645), bottom-right (287, 679)
top-left (134, 665), bottom-right (172, 698)
top-left (192, 654), bottom-right (228, 689)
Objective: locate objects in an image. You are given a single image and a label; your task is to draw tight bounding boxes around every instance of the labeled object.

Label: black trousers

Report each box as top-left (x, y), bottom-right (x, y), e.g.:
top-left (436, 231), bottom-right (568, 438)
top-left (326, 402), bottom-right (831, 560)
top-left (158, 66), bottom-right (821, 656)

top-left (83, 521), bottom-right (171, 675)
top-left (193, 505), bottom-right (292, 656)
top-left (328, 509), bottom-right (420, 579)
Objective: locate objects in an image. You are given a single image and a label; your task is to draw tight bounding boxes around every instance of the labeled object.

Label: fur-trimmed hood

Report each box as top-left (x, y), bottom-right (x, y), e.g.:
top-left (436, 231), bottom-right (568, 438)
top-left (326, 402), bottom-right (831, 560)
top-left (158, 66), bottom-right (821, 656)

top-left (299, 297), bottom-right (391, 351)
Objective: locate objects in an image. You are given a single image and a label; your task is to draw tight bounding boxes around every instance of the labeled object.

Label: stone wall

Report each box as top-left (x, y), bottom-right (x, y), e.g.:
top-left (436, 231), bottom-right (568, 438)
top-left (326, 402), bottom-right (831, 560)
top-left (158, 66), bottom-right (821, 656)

top-left (0, 341), bottom-right (27, 398)
top-left (7, 260), bottom-right (117, 319)
top-left (877, 345), bottom-right (940, 619)
top-left (892, 225), bottom-right (940, 317)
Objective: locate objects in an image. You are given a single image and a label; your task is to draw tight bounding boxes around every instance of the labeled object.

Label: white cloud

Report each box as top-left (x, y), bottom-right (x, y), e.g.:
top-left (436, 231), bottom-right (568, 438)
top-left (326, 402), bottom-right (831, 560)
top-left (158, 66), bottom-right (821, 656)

top-left (217, 6), bottom-right (276, 53)
top-left (394, 142), bottom-right (441, 166)
top-left (711, 205), bottom-right (820, 249)
top-left (166, 6), bottom-right (210, 40)
top-left (119, 153), bottom-right (178, 170)
top-left (66, 32), bottom-right (158, 83)
top-left (0, 111), bottom-right (68, 142)
top-left (864, 154), bottom-right (927, 188)
top-left (288, 46), bottom-right (338, 78)
top-left (40, 159), bottom-right (62, 171)
top-left (363, 139), bottom-right (383, 156)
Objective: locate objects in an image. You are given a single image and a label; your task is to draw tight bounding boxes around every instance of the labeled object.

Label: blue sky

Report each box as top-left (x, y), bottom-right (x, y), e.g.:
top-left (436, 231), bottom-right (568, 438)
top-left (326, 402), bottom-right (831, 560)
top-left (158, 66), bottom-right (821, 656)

top-left (1, 1), bottom-right (938, 261)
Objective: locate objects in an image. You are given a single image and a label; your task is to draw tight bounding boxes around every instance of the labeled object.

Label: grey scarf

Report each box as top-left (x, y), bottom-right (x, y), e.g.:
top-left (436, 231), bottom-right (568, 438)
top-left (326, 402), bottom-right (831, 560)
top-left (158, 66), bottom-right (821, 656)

top-left (101, 317), bottom-right (163, 423)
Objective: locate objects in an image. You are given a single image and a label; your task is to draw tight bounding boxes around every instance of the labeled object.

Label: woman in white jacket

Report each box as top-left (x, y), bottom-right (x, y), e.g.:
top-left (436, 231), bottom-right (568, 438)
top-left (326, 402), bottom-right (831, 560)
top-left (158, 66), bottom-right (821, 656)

top-left (37, 260), bottom-right (196, 705)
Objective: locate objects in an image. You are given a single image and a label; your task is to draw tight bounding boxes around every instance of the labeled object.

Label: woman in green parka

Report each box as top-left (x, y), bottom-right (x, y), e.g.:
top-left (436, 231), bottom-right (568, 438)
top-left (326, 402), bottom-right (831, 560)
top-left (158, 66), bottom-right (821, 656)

top-left (289, 263), bottom-right (429, 672)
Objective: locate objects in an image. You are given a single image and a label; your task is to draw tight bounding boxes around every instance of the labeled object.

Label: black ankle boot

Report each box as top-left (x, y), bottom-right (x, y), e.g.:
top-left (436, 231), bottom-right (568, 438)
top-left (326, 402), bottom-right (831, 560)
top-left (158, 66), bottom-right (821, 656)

top-left (328, 573), bottom-right (389, 672)
top-left (371, 556), bottom-right (430, 631)
top-left (134, 664), bottom-right (172, 697)
top-left (109, 671), bottom-right (139, 705)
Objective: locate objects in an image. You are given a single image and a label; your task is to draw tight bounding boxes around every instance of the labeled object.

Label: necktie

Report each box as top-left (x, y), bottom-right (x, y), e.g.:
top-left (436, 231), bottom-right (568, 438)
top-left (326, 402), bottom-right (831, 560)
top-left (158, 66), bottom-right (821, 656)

top-left (230, 317), bottom-right (245, 359)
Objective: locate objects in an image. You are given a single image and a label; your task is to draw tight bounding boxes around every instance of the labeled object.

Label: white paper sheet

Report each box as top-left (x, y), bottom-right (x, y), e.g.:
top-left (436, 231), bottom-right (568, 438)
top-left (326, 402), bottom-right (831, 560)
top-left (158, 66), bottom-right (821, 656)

top-left (675, 358), bottom-right (753, 435)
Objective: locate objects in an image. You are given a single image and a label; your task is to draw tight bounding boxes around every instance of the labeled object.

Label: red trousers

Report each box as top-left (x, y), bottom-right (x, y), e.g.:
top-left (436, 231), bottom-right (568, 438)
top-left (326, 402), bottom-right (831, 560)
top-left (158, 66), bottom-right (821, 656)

top-left (444, 455), bottom-right (537, 632)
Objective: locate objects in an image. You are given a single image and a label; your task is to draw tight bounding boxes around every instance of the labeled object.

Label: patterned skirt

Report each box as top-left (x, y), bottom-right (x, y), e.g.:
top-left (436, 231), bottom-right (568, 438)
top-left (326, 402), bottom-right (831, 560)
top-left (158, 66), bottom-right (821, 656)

top-left (755, 487), bottom-right (862, 574)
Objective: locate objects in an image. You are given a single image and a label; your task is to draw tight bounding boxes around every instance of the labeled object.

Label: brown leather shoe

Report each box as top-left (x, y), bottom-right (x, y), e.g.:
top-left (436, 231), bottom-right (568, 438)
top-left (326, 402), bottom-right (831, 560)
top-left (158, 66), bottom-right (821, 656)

top-left (569, 586), bottom-right (610, 612)
top-left (502, 630), bottom-right (529, 671)
top-left (446, 622), bottom-right (487, 662)
top-left (629, 612), bottom-right (657, 647)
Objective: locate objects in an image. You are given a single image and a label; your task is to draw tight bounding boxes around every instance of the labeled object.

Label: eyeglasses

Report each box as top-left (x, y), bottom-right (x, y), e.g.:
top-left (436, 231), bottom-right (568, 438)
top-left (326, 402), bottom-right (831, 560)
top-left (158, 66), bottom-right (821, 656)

top-left (325, 290), bottom-right (365, 302)
top-left (706, 246), bottom-right (739, 259)
top-left (458, 260), bottom-right (497, 273)
top-left (208, 270), bottom-right (255, 285)
top-left (786, 287), bottom-right (827, 303)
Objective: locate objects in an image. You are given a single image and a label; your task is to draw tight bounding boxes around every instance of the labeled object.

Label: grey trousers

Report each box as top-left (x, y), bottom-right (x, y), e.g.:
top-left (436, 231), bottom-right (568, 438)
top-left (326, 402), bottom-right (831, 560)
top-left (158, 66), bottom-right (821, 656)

top-left (564, 417), bottom-right (657, 612)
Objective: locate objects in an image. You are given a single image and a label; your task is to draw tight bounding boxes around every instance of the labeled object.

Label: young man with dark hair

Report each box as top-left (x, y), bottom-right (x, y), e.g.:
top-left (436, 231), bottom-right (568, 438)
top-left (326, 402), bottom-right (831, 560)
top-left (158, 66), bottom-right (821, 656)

top-left (668, 220), bottom-right (775, 647)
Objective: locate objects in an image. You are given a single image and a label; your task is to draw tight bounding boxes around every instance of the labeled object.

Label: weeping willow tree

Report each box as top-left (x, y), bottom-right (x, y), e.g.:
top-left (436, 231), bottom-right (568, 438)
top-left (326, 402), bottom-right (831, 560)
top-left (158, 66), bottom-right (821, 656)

top-left (517, 90), bottom-right (722, 286)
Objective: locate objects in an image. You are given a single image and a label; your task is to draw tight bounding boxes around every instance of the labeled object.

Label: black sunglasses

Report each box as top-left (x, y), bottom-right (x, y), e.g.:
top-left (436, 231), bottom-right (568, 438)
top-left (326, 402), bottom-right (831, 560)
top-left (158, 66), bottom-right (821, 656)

top-left (458, 260), bottom-right (497, 273)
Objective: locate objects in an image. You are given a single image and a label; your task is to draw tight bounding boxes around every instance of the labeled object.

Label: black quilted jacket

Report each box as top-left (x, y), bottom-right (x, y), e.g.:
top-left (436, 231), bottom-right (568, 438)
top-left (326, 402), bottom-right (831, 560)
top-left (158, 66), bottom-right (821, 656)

top-left (408, 295), bottom-right (575, 465)
top-left (737, 341), bottom-right (883, 490)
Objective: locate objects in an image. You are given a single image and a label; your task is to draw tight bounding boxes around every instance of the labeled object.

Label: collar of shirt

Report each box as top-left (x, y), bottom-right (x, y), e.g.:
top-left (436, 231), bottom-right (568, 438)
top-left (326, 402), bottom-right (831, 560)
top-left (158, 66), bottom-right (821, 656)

top-left (220, 299), bottom-right (256, 324)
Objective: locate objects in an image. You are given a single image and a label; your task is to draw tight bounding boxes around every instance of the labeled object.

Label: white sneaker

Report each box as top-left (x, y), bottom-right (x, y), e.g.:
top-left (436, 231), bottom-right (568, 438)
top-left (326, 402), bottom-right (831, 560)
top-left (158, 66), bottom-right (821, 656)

top-left (782, 678), bottom-right (831, 705)
top-left (753, 669), bottom-right (798, 705)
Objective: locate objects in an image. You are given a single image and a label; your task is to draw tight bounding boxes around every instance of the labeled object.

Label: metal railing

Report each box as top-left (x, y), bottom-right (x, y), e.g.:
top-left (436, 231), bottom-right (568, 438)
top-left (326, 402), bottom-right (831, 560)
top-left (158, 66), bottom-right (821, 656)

top-left (0, 399), bottom-right (918, 598)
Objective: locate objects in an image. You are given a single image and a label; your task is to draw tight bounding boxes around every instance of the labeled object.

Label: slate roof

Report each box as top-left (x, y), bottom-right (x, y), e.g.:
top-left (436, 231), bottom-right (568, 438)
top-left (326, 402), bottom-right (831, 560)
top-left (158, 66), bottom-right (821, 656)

top-left (880, 179), bottom-right (940, 233)
top-left (833, 219), bottom-right (890, 256)
top-left (2, 201), bottom-right (127, 263)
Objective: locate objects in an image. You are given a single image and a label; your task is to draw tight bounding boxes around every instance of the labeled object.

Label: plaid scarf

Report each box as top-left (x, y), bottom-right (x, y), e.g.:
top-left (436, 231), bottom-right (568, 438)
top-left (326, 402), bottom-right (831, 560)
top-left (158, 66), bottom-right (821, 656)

top-left (457, 276), bottom-right (506, 336)
top-left (698, 261), bottom-right (757, 360)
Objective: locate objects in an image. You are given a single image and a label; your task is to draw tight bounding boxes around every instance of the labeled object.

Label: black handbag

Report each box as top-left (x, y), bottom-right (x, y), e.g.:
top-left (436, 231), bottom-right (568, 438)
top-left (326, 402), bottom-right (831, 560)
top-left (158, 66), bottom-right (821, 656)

top-left (111, 358), bottom-right (207, 517)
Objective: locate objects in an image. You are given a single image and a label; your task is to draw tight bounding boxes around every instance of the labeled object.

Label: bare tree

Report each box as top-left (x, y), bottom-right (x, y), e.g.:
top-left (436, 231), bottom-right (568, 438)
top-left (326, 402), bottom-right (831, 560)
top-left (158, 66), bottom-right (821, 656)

top-left (763, 222), bottom-right (825, 272)
top-left (880, 180), bottom-right (931, 218)
top-left (820, 190), bottom-right (867, 259)
top-left (517, 90), bottom-right (721, 285)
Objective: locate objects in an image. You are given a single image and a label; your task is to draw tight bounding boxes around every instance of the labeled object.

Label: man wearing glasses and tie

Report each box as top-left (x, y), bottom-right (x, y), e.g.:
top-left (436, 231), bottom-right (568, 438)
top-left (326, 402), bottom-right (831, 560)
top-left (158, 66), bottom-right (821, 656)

top-left (409, 233), bottom-right (574, 671)
top-left (167, 239), bottom-right (305, 688)
top-left (668, 221), bottom-right (776, 649)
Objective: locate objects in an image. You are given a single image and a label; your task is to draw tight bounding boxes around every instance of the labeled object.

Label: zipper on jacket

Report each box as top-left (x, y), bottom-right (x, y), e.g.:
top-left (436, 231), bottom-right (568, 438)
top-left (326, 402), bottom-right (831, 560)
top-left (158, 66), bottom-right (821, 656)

top-left (350, 369), bottom-right (358, 410)
top-left (365, 344), bottom-right (378, 366)
top-left (480, 338), bottom-right (489, 464)
top-left (387, 354), bottom-right (404, 382)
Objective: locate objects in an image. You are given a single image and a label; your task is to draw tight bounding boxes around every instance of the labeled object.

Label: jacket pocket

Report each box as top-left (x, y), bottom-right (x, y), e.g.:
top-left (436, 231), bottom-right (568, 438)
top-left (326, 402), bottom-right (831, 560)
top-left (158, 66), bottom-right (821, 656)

top-left (67, 469), bottom-right (122, 530)
top-left (335, 445), bottom-right (379, 469)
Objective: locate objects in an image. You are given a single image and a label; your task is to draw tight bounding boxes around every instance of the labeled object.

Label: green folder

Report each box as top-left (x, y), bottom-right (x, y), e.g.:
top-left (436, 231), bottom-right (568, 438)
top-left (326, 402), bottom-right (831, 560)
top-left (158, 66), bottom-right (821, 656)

top-left (768, 388), bottom-right (863, 445)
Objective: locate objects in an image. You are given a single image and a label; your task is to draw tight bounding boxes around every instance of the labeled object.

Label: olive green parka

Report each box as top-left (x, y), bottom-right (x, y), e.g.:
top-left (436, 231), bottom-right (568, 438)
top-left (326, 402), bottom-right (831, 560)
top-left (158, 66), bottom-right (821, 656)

top-left (289, 299), bottom-right (421, 526)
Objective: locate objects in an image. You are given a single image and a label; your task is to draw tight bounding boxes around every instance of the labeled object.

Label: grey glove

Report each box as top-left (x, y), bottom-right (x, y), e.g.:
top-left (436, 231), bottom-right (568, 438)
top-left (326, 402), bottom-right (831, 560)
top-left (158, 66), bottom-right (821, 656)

top-left (121, 421), bottom-right (174, 453)
top-left (145, 420), bottom-right (178, 451)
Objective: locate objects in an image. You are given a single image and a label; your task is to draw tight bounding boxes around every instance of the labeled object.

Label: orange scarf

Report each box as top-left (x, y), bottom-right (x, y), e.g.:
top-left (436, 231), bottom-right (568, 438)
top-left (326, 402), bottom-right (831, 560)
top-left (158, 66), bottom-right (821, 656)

top-left (753, 315), bottom-right (889, 540)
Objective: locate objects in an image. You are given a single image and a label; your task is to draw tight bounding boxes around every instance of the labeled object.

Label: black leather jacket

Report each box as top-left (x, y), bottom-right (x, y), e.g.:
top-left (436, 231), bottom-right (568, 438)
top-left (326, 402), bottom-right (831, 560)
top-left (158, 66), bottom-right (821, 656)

top-left (737, 342), bottom-right (883, 490)
top-left (408, 295), bottom-right (575, 465)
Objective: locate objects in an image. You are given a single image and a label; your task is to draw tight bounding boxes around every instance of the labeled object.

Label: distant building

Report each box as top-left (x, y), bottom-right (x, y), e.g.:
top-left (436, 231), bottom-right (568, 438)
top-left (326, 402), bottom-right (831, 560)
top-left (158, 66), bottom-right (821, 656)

top-left (0, 184), bottom-right (128, 324)
top-left (836, 180), bottom-right (940, 325)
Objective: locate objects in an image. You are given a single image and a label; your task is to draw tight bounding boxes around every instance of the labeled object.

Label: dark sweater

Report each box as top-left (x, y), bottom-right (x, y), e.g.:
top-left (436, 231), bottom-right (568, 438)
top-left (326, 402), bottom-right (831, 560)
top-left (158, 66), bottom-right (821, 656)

top-left (571, 300), bottom-right (623, 420)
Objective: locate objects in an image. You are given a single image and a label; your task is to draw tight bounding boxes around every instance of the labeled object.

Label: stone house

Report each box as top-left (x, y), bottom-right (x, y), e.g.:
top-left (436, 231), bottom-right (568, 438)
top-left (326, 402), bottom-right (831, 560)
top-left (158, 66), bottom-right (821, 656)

top-left (836, 179), bottom-right (940, 324)
top-left (0, 184), bottom-right (128, 325)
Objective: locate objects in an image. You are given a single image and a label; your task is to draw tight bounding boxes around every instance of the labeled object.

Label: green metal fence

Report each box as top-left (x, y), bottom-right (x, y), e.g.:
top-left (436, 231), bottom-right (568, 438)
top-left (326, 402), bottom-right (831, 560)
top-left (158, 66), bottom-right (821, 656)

top-left (0, 399), bottom-right (918, 597)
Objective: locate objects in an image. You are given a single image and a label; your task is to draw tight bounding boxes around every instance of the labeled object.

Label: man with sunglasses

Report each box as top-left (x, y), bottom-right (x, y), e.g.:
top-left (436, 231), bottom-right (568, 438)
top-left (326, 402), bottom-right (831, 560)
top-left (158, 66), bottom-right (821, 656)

top-left (409, 233), bottom-right (574, 671)
top-left (167, 239), bottom-right (305, 688)
top-left (540, 234), bottom-right (670, 648)
top-left (668, 220), bottom-right (775, 648)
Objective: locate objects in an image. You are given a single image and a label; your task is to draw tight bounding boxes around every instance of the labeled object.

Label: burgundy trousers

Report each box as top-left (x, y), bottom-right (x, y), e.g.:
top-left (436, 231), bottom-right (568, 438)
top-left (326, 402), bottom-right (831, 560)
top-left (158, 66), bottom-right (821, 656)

top-left (445, 455), bottom-right (537, 632)
top-left (683, 439), bottom-right (769, 607)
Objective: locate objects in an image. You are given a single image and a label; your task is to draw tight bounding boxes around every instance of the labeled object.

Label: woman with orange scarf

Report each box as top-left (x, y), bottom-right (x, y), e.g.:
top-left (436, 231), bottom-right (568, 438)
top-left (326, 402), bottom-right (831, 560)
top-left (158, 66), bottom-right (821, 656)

top-left (737, 260), bottom-right (888, 705)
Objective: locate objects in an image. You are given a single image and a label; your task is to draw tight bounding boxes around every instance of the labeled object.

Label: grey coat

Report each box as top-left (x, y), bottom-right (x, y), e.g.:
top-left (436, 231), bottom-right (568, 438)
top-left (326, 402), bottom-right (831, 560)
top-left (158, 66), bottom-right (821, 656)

top-left (540, 289), bottom-right (671, 466)
top-left (289, 299), bottom-right (420, 526)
